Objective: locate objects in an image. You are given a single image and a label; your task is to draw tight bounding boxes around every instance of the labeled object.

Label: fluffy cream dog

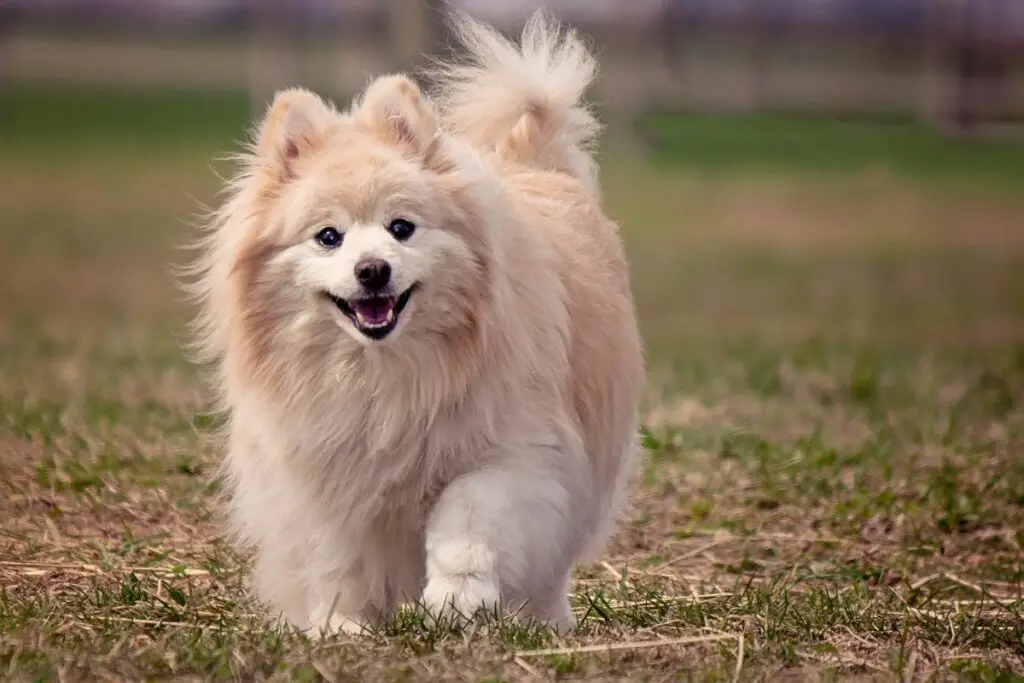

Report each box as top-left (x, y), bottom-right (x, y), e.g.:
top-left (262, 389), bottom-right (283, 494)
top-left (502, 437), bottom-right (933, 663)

top-left (187, 11), bottom-right (644, 635)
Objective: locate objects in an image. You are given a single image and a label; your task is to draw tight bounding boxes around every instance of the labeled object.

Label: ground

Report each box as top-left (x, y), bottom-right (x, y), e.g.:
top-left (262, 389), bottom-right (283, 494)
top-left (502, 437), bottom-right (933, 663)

top-left (1, 87), bottom-right (1023, 682)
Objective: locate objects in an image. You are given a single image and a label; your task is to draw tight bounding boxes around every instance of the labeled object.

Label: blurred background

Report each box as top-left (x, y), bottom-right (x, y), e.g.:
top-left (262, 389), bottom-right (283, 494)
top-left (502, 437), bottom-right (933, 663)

top-left (5, 0), bottom-right (1024, 129)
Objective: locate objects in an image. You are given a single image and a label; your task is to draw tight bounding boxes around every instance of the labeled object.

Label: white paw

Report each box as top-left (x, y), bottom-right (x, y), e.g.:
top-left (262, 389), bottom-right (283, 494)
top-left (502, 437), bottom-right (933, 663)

top-left (422, 572), bottom-right (501, 623)
top-left (423, 536), bottom-right (501, 623)
top-left (307, 605), bottom-right (368, 638)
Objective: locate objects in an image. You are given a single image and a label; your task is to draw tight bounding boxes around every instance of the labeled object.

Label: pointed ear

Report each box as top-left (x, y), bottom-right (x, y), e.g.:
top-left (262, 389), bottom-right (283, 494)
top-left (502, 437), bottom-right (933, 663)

top-left (354, 75), bottom-right (439, 158)
top-left (255, 88), bottom-right (336, 175)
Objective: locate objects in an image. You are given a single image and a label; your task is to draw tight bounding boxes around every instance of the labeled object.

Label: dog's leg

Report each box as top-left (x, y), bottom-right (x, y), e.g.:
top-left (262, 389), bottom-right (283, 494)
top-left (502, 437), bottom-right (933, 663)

top-left (305, 558), bottom-right (379, 637)
top-left (250, 544), bottom-right (311, 630)
top-left (305, 522), bottom-right (423, 637)
top-left (304, 540), bottom-right (401, 638)
top-left (421, 438), bottom-right (584, 632)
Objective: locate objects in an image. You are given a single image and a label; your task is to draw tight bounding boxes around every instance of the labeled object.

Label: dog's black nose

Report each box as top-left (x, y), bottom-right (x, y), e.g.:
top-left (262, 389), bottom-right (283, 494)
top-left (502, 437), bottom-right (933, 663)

top-left (354, 258), bottom-right (391, 290)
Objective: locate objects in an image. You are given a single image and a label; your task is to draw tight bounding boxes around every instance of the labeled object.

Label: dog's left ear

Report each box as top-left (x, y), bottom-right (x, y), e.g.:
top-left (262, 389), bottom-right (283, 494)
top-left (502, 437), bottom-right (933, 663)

top-left (255, 88), bottom-right (337, 177)
top-left (354, 75), bottom-right (439, 159)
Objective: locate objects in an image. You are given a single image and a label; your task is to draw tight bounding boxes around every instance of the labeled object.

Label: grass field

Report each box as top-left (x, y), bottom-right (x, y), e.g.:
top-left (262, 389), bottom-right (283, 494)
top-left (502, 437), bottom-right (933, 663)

top-left (1, 86), bottom-right (1024, 682)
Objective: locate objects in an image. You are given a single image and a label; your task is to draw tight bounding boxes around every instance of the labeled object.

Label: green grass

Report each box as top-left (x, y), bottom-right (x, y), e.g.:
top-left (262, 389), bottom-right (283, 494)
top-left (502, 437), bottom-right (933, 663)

top-left (1, 87), bottom-right (1023, 681)
top-left (0, 86), bottom-right (253, 151)
top-left (639, 112), bottom-right (1024, 184)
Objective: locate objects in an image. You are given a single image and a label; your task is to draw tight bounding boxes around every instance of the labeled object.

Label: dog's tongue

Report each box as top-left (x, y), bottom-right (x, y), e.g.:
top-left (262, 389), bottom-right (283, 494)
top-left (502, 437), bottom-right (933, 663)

top-left (353, 296), bottom-right (395, 326)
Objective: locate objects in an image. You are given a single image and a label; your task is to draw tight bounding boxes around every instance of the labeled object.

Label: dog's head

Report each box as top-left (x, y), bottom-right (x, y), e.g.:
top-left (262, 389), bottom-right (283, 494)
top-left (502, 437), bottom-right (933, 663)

top-left (208, 76), bottom-right (495, 366)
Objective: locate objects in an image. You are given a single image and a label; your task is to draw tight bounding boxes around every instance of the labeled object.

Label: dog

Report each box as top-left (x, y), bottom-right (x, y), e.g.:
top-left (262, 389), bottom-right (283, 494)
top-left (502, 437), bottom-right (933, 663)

top-left (186, 10), bottom-right (644, 635)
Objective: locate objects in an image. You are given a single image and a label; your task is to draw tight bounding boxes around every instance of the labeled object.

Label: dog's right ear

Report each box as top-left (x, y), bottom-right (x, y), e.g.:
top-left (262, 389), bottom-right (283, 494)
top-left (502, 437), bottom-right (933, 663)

top-left (354, 75), bottom-right (439, 160)
top-left (255, 88), bottom-right (336, 177)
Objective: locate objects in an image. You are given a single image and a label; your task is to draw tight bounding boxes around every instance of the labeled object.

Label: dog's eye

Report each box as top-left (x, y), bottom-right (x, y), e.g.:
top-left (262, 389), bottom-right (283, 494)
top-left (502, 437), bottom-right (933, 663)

top-left (386, 218), bottom-right (416, 242)
top-left (315, 226), bottom-right (343, 249)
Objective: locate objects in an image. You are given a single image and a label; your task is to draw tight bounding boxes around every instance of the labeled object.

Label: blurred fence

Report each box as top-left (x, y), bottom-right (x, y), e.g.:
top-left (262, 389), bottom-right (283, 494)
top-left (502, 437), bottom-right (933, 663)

top-left (3, 0), bottom-right (1024, 134)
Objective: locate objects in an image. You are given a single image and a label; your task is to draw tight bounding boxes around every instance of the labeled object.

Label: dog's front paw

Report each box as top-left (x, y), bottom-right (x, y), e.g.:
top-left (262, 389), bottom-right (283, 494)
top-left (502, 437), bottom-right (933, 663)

top-left (307, 605), bottom-right (369, 639)
top-left (423, 536), bottom-right (501, 624)
top-left (422, 572), bottom-right (501, 625)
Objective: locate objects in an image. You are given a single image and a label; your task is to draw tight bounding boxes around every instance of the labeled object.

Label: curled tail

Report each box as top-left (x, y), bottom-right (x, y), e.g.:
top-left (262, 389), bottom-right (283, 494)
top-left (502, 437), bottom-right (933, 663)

top-left (430, 10), bottom-right (602, 192)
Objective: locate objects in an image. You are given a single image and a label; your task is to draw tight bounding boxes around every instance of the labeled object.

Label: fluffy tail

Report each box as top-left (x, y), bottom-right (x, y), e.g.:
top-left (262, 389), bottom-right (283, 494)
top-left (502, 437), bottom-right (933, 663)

top-left (430, 10), bottom-right (602, 191)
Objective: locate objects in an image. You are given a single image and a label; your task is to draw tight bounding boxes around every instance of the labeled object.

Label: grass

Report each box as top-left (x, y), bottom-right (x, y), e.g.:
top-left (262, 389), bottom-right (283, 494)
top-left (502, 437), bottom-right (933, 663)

top-left (1, 86), bottom-right (1023, 681)
top-left (639, 112), bottom-right (1024, 183)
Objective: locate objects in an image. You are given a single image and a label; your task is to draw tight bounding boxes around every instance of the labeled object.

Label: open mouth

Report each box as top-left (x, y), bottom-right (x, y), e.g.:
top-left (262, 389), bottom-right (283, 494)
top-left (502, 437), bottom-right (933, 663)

top-left (324, 284), bottom-right (418, 340)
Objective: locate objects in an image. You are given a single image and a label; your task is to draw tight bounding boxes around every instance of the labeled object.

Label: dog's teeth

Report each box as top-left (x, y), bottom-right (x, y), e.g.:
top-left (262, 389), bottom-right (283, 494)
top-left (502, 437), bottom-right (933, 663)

top-left (386, 308), bottom-right (395, 324)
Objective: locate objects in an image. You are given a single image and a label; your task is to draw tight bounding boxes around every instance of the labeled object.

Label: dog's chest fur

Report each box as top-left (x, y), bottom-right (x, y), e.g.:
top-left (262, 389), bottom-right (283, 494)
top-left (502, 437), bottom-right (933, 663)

top-left (231, 361), bottom-right (515, 540)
